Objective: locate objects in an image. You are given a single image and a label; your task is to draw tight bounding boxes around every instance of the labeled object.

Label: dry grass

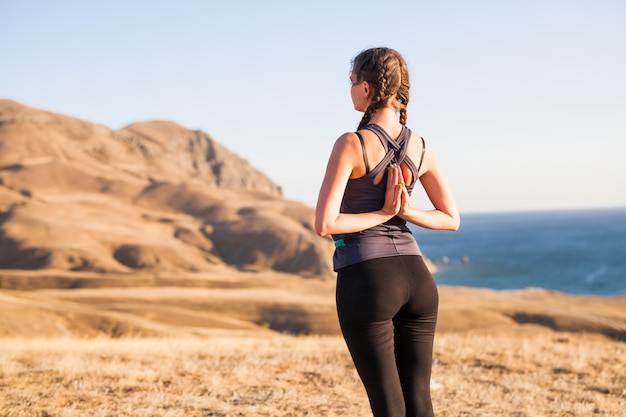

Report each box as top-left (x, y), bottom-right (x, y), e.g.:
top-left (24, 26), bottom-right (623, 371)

top-left (1, 332), bottom-right (624, 417)
top-left (432, 331), bottom-right (626, 417)
top-left (0, 336), bottom-right (365, 417)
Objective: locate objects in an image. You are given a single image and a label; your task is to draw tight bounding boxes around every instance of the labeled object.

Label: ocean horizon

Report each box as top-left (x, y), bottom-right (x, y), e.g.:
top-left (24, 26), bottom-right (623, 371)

top-left (410, 207), bottom-right (626, 296)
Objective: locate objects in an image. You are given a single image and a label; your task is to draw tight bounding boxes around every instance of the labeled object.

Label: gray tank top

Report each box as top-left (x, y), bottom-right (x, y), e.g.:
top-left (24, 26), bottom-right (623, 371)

top-left (331, 124), bottom-right (426, 271)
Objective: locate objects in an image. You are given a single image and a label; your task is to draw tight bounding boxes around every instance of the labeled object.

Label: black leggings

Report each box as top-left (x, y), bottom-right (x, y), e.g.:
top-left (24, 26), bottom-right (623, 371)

top-left (336, 255), bottom-right (438, 417)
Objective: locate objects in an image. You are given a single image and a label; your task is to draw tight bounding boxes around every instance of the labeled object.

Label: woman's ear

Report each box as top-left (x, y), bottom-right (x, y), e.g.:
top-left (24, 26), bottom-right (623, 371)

top-left (362, 81), bottom-right (373, 101)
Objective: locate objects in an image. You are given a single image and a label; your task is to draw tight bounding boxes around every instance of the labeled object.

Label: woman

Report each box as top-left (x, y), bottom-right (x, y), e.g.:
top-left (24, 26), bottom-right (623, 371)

top-left (315, 47), bottom-right (460, 417)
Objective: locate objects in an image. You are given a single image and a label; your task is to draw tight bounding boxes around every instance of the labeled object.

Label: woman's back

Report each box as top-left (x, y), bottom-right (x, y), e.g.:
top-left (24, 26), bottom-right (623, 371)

top-left (341, 123), bottom-right (423, 215)
top-left (354, 113), bottom-right (424, 184)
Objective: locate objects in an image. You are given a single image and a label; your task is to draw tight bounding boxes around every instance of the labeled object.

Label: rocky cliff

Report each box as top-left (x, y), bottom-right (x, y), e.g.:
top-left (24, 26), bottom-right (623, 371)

top-left (0, 99), bottom-right (335, 278)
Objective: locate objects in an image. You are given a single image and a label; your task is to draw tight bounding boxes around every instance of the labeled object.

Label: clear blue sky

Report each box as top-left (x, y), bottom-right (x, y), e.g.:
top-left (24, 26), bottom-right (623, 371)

top-left (2, 0), bottom-right (625, 213)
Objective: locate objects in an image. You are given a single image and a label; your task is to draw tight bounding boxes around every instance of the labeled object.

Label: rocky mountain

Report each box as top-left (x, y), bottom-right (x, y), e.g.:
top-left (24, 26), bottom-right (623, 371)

top-left (0, 99), bottom-right (335, 278)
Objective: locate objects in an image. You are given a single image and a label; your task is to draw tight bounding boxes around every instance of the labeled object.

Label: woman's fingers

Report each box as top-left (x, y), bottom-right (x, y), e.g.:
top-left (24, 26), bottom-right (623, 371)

top-left (383, 163), bottom-right (413, 217)
top-left (390, 164), bottom-right (411, 216)
top-left (394, 165), bottom-right (404, 196)
top-left (382, 165), bottom-right (397, 215)
top-left (388, 164), bottom-right (404, 213)
top-left (387, 164), bottom-right (397, 186)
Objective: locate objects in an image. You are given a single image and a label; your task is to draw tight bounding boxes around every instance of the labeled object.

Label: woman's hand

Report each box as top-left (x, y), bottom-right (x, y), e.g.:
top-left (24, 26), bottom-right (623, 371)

top-left (398, 175), bottom-right (411, 216)
top-left (316, 133), bottom-right (407, 236)
top-left (382, 164), bottom-right (405, 216)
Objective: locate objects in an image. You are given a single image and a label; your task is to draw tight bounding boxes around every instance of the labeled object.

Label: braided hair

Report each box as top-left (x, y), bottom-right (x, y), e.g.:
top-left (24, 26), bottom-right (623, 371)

top-left (351, 47), bottom-right (410, 130)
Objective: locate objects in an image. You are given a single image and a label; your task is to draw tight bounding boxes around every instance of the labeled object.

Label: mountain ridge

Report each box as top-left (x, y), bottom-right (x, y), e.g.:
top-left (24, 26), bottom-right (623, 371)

top-left (0, 99), bottom-right (334, 277)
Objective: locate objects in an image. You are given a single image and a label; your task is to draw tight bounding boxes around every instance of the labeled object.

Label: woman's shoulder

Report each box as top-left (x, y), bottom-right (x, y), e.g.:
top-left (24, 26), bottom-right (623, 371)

top-left (334, 131), bottom-right (363, 147)
top-left (405, 128), bottom-right (426, 149)
top-left (330, 131), bottom-right (364, 159)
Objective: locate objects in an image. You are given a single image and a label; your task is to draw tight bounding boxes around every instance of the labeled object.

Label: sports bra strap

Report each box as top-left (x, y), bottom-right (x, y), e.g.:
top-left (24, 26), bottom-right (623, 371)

top-left (417, 136), bottom-right (426, 173)
top-left (355, 131), bottom-right (370, 174)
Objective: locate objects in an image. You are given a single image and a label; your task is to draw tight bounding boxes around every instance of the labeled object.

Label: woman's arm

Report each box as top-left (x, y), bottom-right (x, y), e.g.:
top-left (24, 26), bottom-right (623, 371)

top-left (398, 141), bottom-right (460, 231)
top-left (315, 133), bottom-right (404, 237)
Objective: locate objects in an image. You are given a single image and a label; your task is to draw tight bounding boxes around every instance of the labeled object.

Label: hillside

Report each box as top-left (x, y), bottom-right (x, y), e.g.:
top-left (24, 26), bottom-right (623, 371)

top-left (1, 99), bottom-right (625, 345)
top-left (0, 99), bottom-right (334, 277)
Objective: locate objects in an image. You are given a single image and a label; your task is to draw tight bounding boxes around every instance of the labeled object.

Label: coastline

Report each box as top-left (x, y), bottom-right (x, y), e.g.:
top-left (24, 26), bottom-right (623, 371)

top-left (413, 207), bottom-right (626, 297)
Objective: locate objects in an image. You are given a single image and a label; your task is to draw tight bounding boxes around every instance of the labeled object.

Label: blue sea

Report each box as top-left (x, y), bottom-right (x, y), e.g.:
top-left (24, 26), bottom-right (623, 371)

top-left (410, 208), bottom-right (626, 296)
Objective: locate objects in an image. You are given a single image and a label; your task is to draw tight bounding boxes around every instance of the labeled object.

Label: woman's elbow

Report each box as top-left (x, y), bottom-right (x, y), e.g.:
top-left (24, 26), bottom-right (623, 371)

top-left (438, 210), bottom-right (460, 231)
top-left (315, 212), bottom-right (339, 236)
top-left (315, 221), bottom-right (330, 237)
top-left (449, 214), bottom-right (461, 231)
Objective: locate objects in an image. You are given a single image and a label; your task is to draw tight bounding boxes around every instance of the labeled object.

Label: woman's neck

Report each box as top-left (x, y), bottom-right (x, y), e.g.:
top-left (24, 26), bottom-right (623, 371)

top-left (367, 106), bottom-right (402, 135)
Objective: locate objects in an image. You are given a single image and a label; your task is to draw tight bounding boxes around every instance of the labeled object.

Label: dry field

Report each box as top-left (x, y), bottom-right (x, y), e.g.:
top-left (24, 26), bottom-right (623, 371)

top-left (1, 331), bottom-right (625, 417)
top-left (1, 269), bottom-right (625, 416)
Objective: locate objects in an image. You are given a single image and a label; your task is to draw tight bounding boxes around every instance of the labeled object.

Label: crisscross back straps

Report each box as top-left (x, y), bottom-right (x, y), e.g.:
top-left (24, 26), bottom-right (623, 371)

top-left (363, 124), bottom-right (423, 183)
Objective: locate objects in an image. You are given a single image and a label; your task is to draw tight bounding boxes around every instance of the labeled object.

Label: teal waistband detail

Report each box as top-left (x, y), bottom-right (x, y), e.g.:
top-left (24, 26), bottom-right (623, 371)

top-left (334, 239), bottom-right (345, 247)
